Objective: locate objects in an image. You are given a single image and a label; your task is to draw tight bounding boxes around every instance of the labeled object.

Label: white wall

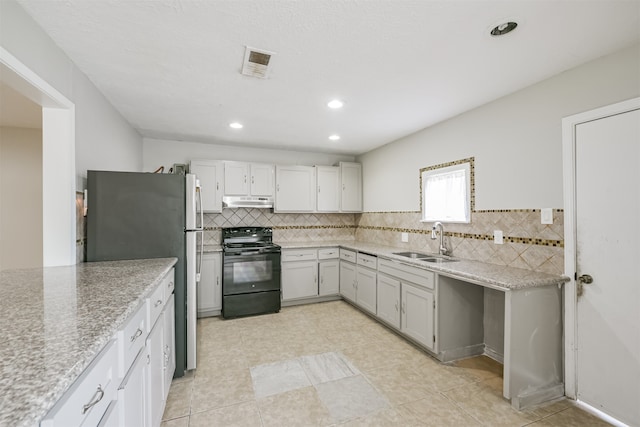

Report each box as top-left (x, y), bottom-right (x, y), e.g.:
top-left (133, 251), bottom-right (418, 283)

top-left (143, 138), bottom-right (355, 172)
top-left (0, 0), bottom-right (143, 185)
top-left (0, 127), bottom-right (43, 269)
top-left (358, 44), bottom-right (640, 212)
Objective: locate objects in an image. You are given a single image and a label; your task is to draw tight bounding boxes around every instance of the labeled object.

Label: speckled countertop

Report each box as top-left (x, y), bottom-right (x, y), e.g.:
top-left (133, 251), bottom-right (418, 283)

top-left (277, 240), bottom-right (568, 290)
top-left (0, 257), bottom-right (178, 427)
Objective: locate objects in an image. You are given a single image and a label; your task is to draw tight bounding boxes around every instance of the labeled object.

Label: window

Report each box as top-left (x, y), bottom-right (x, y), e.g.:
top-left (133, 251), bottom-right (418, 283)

top-left (420, 158), bottom-right (473, 223)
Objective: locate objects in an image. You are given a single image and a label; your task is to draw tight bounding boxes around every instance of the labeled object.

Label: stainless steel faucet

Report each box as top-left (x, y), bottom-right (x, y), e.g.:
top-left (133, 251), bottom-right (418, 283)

top-left (431, 221), bottom-right (449, 256)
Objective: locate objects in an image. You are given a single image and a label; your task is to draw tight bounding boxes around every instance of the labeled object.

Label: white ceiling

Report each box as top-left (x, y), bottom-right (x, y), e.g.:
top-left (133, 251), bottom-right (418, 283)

top-left (15, 0), bottom-right (640, 155)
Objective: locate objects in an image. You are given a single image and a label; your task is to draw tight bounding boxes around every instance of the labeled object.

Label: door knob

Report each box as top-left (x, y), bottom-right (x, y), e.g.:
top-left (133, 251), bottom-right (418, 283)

top-left (578, 274), bottom-right (593, 284)
top-left (577, 274), bottom-right (593, 297)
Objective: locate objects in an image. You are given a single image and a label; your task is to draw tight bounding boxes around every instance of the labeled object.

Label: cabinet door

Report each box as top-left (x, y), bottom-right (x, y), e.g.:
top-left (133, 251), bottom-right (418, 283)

top-left (282, 260), bottom-right (318, 301)
top-left (163, 294), bottom-right (176, 401)
top-left (197, 253), bottom-right (221, 316)
top-left (316, 166), bottom-right (340, 212)
top-left (377, 274), bottom-right (401, 329)
top-left (275, 165), bottom-right (316, 212)
top-left (250, 163), bottom-right (275, 196)
top-left (401, 283), bottom-right (434, 351)
top-left (224, 162), bottom-right (249, 196)
top-left (145, 319), bottom-right (164, 427)
top-left (356, 266), bottom-right (377, 315)
top-left (319, 259), bottom-right (339, 296)
top-left (118, 351), bottom-right (146, 427)
top-left (190, 160), bottom-right (223, 212)
top-left (339, 261), bottom-right (357, 302)
top-left (340, 162), bottom-right (362, 212)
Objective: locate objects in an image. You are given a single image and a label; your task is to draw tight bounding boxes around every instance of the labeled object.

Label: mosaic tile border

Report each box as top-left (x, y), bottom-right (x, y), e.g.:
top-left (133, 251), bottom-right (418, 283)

top-left (204, 225), bottom-right (356, 231)
top-left (360, 209), bottom-right (563, 214)
top-left (356, 225), bottom-right (564, 247)
top-left (419, 157), bottom-right (475, 213)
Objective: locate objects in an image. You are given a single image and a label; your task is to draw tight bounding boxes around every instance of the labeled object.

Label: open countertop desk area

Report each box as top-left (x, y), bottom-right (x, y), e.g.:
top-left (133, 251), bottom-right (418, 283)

top-left (276, 240), bottom-right (569, 290)
top-left (0, 257), bottom-right (178, 427)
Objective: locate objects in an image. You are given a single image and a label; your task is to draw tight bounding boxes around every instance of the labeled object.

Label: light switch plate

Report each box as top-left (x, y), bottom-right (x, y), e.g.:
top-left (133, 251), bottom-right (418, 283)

top-left (401, 232), bottom-right (409, 243)
top-left (541, 208), bottom-right (553, 224)
top-left (494, 230), bottom-right (504, 244)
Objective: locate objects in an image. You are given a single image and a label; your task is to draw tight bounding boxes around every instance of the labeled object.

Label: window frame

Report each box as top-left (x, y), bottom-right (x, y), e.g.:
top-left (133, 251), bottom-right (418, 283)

top-left (420, 157), bottom-right (475, 224)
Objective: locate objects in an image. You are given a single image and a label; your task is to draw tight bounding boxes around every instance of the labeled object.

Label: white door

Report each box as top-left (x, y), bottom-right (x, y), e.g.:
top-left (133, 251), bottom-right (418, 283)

top-left (573, 105), bottom-right (639, 425)
top-left (250, 163), bottom-right (275, 196)
top-left (319, 260), bottom-right (340, 296)
top-left (377, 274), bottom-right (400, 329)
top-left (281, 260), bottom-right (318, 300)
top-left (401, 283), bottom-right (434, 351)
top-left (356, 266), bottom-right (377, 315)
top-left (339, 261), bottom-right (357, 302)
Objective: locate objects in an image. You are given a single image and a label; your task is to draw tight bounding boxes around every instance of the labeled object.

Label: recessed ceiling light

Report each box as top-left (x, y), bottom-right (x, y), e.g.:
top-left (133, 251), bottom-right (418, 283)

top-left (229, 122), bottom-right (243, 129)
top-left (329, 135), bottom-right (340, 141)
top-left (327, 99), bottom-right (343, 109)
top-left (490, 21), bottom-right (518, 36)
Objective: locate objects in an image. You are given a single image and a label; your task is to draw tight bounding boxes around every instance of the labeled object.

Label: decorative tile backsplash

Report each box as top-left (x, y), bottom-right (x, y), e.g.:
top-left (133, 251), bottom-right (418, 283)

top-left (355, 210), bottom-right (564, 275)
top-left (77, 202), bottom-right (564, 274)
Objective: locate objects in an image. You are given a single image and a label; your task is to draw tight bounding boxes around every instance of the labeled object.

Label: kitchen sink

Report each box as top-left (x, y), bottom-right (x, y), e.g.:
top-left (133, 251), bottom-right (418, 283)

top-left (421, 257), bottom-right (459, 263)
top-left (392, 251), bottom-right (431, 259)
top-left (392, 251), bottom-right (459, 263)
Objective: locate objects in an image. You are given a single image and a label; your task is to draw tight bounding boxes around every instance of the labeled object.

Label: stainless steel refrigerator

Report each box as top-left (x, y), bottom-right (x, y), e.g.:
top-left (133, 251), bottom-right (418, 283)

top-left (86, 170), bottom-right (203, 377)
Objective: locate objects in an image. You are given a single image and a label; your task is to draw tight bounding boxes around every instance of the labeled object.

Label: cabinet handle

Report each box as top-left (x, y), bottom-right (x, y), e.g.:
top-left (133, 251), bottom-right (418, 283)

top-left (155, 299), bottom-right (163, 307)
top-left (168, 281), bottom-right (173, 289)
top-left (395, 301), bottom-right (398, 311)
top-left (216, 277), bottom-right (220, 286)
top-left (277, 184), bottom-right (280, 192)
top-left (402, 302), bottom-right (406, 314)
top-left (343, 184), bottom-right (346, 190)
top-left (318, 186), bottom-right (321, 193)
top-left (244, 175), bottom-right (247, 183)
top-left (314, 274), bottom-right (317, 284)
top-left (147, 354), bottom-right (150, 364)
top-left (130, 328), bottom-right (143, 343)
top-left (320, 275), bottom-right (324, 284)
top-left (251, 176), bottom-right (254, 184)
top-left (216, 182), bottom-right (219, 190)
top-left (82, 385), bottom-right (104, 414)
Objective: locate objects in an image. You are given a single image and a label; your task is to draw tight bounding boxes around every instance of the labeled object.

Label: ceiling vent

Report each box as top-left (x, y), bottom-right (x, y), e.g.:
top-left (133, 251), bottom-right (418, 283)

top-left (241, 46), bottom-right (275, 79)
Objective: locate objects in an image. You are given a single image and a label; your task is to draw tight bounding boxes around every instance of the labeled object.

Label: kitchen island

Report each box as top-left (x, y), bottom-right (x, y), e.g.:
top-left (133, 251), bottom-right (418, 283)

top-left (0, 257), bottom-right (177, 427)
top-left (278, 240), bottom-right (569, 410)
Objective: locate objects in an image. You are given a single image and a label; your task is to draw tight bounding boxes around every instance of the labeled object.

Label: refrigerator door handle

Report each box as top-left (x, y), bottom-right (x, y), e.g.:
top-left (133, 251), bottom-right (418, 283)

top-left (196, 230), bottom-right (204, 282)
top-left (196, 180), bottom-right (204, 231)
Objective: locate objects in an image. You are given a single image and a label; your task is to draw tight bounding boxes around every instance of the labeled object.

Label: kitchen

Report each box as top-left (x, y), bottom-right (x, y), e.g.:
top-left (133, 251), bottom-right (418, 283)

top-left (1, 1), bottom-right (639, 426)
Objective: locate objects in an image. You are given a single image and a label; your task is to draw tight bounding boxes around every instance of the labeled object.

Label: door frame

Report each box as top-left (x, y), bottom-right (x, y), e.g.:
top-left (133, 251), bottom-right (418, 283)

top-left (561, 96), bottom-right (640, 399)
top-left (0, 47), bottom-right (76, 266)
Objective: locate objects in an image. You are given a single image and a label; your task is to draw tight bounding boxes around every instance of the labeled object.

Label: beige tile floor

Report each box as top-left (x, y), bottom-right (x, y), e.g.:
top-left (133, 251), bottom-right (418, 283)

top-left (161, 301), bottom-right (611, 426)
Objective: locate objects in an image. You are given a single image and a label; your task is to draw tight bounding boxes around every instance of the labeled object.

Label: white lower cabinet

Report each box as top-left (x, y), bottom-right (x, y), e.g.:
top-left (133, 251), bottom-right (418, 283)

top-left (319, 259), bottom-right (339, 296)
top-left (146, 317), bottom-right (164, 427)
top-left (41, 268), bottom-right (176, 427)
top-left (163, 294), bottom-right (176, 399)
top-left (282, 260), bottom-right (318, 300)
top-left (117, 350), bottom-right (146, 427)
top-left (376, 274), bottom-right (401, 329)
top-left (401, 282), bottom-right (435, 351)
top-left (197, 252), bottom-right (221, 317)
top-left (41, 341), bottom-right (118, 427)
top-left (339, 260), bottom-right (357, 302)
top-left (355, 266), bottom-right (377, 315)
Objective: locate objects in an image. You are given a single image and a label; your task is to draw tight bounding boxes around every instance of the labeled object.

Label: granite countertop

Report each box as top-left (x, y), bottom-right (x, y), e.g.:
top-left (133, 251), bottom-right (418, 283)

top-left (277, 240), bottom-right (568, 290)
top-left (0, 257), bottom-right (178, 427)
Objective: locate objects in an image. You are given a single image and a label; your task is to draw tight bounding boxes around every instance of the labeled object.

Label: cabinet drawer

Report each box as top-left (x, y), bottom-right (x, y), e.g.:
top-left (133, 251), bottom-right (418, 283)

top-left (41, 340), bottom-right (118, 427)
top-left (117, 303), bottom-right (147, 378)
top-left (340, 249), bottom-right (356, 263)
top-left (318, 247), bottom-right (339, 260)
top-left (282, 248), bottom-right (317, 262)
top-left (162, 268), bottom-right (175, 302)
top-left (357, 252), bottom-right (377, 269)
top-left (378, 258), bottom-right (435, 290)
top-left (147, 280), bottom-right (165, 329)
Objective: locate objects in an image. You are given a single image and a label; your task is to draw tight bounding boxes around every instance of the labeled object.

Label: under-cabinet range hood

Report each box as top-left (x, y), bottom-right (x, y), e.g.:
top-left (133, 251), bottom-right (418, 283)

top-left (223, 196), bottom-right (273, 209)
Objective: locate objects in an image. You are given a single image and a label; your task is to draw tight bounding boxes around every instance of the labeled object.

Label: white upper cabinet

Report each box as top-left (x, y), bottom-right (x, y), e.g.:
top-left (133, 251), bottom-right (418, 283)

top-left (190, 160), bottom-right (223, 213)
top-left (316, 166), bottom-right (340, 212)
top-left (339, 162), bottom-right (362, 212)
top-left (275, 165), bottom-right (316, 212)
top-left (224, 161), bottom-right (274, 197)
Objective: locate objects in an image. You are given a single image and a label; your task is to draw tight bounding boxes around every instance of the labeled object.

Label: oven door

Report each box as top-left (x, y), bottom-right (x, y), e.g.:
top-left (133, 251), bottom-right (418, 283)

top-left (223, 250), bottom-right (281, 295)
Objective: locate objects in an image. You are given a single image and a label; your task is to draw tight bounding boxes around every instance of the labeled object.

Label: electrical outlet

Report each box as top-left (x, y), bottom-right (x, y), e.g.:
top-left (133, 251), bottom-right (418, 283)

top-left (494, 230), bottom-right (504, 244)
top-left (541, 208), bottom-right (553, 224)
top-left (401, 232), bottom-right (409, 243)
